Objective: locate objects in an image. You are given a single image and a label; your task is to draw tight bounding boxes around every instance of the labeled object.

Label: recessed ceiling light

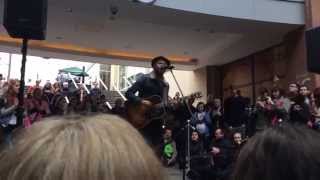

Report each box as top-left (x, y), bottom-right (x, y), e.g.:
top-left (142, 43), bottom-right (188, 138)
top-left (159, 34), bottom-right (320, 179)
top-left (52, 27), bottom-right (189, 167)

top-left (65, 8), bottom-right (73, 13)
top-left (133, 0), bottom-right (157, 4)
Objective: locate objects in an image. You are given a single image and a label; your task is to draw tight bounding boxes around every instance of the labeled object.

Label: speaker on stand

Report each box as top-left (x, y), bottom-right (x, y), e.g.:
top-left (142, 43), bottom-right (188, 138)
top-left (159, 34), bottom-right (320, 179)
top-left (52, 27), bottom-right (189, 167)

top-left (2, 0), bottom-right (48, 126)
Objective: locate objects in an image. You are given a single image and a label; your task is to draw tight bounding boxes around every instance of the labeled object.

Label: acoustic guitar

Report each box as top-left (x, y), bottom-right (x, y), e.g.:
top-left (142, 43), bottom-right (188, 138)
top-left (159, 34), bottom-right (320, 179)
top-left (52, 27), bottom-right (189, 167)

top-left (126, 92), bottom-right (202, 129)
top-left (126, 95), bottom-right (166, 129)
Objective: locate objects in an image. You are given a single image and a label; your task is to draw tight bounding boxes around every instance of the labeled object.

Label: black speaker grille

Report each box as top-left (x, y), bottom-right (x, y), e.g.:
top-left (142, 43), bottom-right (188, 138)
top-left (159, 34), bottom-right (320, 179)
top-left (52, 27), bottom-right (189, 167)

top-left (3, 0), bottom-right (47, 40)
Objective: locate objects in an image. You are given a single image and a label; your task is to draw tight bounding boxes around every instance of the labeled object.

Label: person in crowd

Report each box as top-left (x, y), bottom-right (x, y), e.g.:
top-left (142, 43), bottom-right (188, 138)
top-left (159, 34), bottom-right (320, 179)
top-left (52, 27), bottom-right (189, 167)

top-left (208, 128), bottom-right (233, 180)
top-left (0, 74), bottom-right (3, 85)
top-left (90, 82), bottom-right (101, 112)
top-left (72, 84), bottom-right (89, 114)
top-left (27, 80), bottom-right (42, 95)
top-left (270, 87), bottom-right (290, 125)
top-left (0, 74), bottom-right (6, 97)
top-left (191, 102), bottom-right (212, 149)
top-left (289, 93), bottom-right (311, 126)
top-left (160, 128), bottom-right (177, 167)
top-left (299, 85), bottom-right (311, 106)
top-left (0, 114), bottom-right (165, 180)
top-left (288, 82), bottom-right (299, 100)
top-left (61, 82), bottom-right (70, 96)
top-left (231, 132), bottom-right (246, 162)
top-left (211, 98), bottom-right (224, 131)
top-left (52, 82), bottom-right (61, 95)
top-left (310, 88), bottom-right (320, 130)
top-left (224, 88), bottom-right (247, 134)
top-left (232, 124), bottom-right (320, 180)
top-left (111, 98), bottom-right (125, 115)
top-left (0, 80), bottom-right (19, 143)
top-left (255, 88), bottom-right (273, 132)
top-left (173, 92), bottom-right (181, 101)
top-left (188, 131), bottom-right (211, 180)
top-left (50, 83), bottom-right (69, 115)
top-left (190, 130), bottom-right (204, 157)
top-left (272, 87), bottom-right (291, 112)
top-left (42, 81), bottom-right (54, 104)
top-left (205, 94), bottom-right (215, 112)
top-left (24, 87), bottom-right (51, 127)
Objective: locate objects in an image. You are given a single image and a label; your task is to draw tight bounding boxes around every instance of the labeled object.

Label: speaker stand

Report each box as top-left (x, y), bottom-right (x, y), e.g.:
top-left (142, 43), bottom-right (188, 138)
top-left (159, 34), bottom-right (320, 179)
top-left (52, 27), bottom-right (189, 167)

top-left (17, 38), bottom-right (28, 126)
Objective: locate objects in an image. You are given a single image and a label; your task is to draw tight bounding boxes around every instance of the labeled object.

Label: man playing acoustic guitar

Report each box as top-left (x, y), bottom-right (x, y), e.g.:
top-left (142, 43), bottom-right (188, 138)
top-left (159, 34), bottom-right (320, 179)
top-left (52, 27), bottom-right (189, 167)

top-left (125, 56), bottom-right (171, 147)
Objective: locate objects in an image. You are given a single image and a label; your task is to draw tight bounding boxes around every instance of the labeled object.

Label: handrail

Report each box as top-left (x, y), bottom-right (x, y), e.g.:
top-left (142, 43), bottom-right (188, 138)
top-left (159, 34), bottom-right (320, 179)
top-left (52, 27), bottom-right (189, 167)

top-left (98, 77), bottom-right (109, 91)
top-left (112, 83), bottom-right (127, 101)
top-left (81, 83), bottom-right (90, 94)
top-left (67, 73), bottom-right (79, 89)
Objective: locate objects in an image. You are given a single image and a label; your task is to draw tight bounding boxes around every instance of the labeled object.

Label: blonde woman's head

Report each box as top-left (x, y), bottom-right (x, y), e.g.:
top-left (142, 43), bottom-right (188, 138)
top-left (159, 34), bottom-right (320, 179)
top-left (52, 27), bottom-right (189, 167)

top-left (0, 115), bottom-right (164, 180)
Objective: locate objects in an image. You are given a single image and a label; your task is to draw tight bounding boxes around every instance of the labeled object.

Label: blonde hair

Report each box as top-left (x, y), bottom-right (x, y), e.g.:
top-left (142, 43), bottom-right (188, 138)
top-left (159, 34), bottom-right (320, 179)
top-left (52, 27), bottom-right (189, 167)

top-left (0, 115), bottom-right (164, 180)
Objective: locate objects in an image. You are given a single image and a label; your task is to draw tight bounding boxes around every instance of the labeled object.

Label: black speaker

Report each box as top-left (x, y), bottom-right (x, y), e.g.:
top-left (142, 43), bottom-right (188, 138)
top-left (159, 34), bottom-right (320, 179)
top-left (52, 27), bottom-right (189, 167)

top-left (306, 26), bottom-right (320, 73)
top-left (3, 0), bottom-right (48, 40)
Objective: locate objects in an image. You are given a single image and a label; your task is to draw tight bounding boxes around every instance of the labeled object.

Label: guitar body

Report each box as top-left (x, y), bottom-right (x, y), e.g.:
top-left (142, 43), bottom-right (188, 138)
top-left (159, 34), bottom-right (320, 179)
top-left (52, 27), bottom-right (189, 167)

top-left (126, 92), bottom-right (202, 129)
top-left (126, 95), bottom-right (165, 129)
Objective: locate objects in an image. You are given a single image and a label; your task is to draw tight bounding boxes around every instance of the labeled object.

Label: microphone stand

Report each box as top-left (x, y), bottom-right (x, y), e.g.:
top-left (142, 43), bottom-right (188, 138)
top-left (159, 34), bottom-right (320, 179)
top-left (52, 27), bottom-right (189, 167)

top-left (168, 68), bottom-right (194, 180)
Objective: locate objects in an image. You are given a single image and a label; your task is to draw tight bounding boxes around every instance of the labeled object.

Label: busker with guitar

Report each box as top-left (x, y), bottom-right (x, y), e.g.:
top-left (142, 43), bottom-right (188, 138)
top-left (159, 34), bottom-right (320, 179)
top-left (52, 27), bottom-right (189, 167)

top-left (125, 56), bottom-right (171, 147)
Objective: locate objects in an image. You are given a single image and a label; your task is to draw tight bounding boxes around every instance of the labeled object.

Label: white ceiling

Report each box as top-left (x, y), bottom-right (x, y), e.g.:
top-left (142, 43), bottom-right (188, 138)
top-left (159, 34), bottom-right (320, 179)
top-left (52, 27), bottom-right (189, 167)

top-left (0, 0), bottom-right (301, 70)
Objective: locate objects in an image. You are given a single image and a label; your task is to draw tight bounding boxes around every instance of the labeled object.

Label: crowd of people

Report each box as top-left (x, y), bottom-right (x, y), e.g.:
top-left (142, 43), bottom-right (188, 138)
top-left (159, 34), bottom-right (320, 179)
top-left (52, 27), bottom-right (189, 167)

top-left (1, 66), bottom-right (320, 180)
top-left (156, 82), bottom-right (320, 180)
top-left (0, 108), bottom-right (319, 180)
top-left (0, 73), bottom-right (126, 142)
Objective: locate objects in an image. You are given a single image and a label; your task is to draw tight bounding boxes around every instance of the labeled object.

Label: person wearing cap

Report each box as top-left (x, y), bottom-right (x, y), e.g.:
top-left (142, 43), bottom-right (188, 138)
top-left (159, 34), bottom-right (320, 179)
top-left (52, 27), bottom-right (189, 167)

top-left (125, 56), bottom-right (171, 146)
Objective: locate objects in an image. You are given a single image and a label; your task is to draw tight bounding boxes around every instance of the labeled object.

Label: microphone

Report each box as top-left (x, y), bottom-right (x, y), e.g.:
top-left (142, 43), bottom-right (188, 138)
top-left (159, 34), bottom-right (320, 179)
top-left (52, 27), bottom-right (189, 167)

top-left (190, 125), bottom-right (196, 130)
top-left (167, 65), bottom-right (175, 70)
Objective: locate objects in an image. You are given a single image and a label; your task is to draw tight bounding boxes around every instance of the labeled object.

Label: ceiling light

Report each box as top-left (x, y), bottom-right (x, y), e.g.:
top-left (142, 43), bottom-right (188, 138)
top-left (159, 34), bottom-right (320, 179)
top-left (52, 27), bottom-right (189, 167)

top-left (65, 8), bottom-right (73, 13)
top-left (133, 0), bottom-right (157, 4)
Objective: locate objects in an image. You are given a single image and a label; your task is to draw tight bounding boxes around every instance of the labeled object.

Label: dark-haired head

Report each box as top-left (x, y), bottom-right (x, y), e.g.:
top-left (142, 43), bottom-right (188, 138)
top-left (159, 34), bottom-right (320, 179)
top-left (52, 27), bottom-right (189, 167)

top-left (151, 56), bottom-right (171, 75)
top-left (289, 83), bottom-right (300, 93)
top-left (196, 102), bottom-right (205, 112)
top-left (232, 124), bottom-right (320, 180)
top-left (271, 87), bottom-right (284, 99)
top-left (191, 130), bottom-right (200, 142)
top-left (299, 85), bottom-right (310, 97)
top-left (151, 56), bottom-right (171, 67)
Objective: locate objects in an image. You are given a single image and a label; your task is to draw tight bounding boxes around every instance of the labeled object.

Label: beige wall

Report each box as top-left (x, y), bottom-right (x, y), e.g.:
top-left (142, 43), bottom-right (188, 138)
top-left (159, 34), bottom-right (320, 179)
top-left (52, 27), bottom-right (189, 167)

top-left (110, 65), bottom-right (120, 89)
top-left (165, 67), bottom-right (207, 103)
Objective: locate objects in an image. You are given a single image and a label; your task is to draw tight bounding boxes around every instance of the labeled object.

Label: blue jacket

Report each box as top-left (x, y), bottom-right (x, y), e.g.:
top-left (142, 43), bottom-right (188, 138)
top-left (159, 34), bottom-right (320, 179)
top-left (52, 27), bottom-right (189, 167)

top-left (191, 112), bottom-right (212, 137)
